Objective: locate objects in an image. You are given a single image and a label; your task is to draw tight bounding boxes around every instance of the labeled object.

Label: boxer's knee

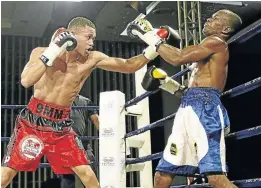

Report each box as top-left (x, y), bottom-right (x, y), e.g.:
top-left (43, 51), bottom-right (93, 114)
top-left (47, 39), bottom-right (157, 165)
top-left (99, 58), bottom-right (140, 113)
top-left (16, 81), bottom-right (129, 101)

top-left (1, 167), bottom-right (17, 188)
top-left (154, 171), bottom-right (174, 188)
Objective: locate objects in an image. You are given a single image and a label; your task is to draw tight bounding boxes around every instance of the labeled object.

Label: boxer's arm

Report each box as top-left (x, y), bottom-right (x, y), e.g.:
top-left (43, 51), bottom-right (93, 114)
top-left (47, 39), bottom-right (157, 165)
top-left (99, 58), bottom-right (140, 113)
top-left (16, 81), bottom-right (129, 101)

top-left (157, 36), bottom-right (226, 66)
top-left (95, 51), bottom-right (150, 73)
top-left (21, 47), bottom-right (47, 88)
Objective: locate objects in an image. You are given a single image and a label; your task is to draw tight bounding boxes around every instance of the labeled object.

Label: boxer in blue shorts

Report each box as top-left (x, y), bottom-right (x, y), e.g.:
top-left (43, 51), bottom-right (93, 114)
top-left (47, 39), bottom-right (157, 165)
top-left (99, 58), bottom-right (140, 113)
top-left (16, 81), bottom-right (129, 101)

top-left (130, 9), bottom-right (242, 188)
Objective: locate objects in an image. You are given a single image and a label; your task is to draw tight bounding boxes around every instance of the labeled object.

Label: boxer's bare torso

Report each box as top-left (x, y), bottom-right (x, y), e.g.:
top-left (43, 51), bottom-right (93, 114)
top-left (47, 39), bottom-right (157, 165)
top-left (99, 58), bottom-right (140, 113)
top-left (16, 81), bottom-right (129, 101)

top-left (32, 48), bottom-right (98, 107)
top-left (30, 47), bottom-right (129, 107)
top-left (188, 37), bottom-right (229, 92)
top-left (158, 35), bottom-right (229, 92)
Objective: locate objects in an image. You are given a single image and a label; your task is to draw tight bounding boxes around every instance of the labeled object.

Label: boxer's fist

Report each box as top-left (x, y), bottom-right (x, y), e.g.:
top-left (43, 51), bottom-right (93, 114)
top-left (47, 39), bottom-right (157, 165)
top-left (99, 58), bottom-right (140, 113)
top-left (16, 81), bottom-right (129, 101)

top-left (140, 29), bottom-right (168, 50)
top-left (51, 28), bottom-right (77, 51)
top-left (127, 18), bottom-right (154, 39)
top-left (160, 25), bottom-right (181, 47)
top-left (40, 28), bottom-right (77, 66)
top-left (142, 66), bottom-right (167, 91)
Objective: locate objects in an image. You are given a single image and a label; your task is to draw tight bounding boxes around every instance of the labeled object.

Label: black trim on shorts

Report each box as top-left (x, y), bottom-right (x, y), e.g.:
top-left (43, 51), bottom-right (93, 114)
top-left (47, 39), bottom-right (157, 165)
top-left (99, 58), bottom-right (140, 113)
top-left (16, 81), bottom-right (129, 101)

top-left (19, 108), bottom-right (73, 132)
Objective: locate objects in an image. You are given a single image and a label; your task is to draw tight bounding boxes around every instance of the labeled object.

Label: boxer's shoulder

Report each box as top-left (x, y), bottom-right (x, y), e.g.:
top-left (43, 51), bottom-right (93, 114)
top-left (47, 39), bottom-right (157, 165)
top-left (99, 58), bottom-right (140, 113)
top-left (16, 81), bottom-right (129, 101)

top-left (91, 51), bottom-right (109, 64)
top-left (91, 50), bottom-right (107, 58)
top-left (200, 36), bottom-right (227, 52)
top-left (202, 36), bottom-right (227, 46)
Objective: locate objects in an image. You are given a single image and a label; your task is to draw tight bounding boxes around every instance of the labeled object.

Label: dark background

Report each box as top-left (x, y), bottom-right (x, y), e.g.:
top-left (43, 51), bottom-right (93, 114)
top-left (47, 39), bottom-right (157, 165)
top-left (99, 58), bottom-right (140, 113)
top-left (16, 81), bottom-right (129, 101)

top-left (1, 1), bottom-right (261, 186)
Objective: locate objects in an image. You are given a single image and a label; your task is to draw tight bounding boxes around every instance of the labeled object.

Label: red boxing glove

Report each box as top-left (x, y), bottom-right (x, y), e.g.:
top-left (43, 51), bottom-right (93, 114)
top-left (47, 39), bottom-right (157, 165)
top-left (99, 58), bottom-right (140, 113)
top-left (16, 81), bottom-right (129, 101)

top-left (160, 25), bottom-right (181, 47)
top-left (157, 28), bottom-right (169, 39)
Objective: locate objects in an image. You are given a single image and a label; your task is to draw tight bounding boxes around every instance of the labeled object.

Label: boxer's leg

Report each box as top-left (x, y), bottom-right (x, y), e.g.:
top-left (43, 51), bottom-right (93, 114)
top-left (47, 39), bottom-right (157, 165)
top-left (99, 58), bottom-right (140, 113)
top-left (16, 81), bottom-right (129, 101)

top-left (71, 165), bottom-right (99, 188)
top-left (1, 167), bottom-right (17, 188)
top-left (46, 132), bottom-right (99, 188)
top-left (85, 144), bottom-right (97, 175)
top-left (205, 105), bottom-right (236, 188)
top-left (207, 175), bottom-right (237, 188)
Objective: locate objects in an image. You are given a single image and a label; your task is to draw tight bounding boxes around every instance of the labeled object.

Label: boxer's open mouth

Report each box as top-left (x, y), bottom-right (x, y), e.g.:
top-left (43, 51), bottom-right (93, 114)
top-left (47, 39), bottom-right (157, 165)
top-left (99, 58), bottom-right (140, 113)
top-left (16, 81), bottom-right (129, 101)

top-left (85, 47), bottom-right (93, 53)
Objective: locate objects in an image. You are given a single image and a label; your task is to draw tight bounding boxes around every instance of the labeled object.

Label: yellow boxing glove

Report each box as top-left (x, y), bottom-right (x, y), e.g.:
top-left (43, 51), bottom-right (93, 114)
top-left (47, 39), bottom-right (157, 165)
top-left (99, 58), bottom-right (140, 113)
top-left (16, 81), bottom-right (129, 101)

top-left (151, 68), bottom-right (168, 79)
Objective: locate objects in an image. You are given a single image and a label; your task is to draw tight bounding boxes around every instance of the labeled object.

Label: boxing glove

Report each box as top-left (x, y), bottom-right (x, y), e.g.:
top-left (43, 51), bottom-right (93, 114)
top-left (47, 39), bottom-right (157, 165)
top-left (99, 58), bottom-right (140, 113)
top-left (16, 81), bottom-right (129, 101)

top-left (143, 45), bottom-right (159, 60)
top-left (142, 66), bottom-right (186, 94)
top-left (126, 19), bottom-right (159, 60)
top-left (141, 66), bottom-right (167, 91)
top-left (127, 18), bottom-right (154, 39)
top-left (139, 29), bottom-right (169, 50)
top-left (127, 18), bottom-right (168, 48)
top-left (138, 25), bottom-right (181, 51)
top-left (159, 25), bottom-right (181, 49)
top-left (40, 30), bottom-right (77, 66)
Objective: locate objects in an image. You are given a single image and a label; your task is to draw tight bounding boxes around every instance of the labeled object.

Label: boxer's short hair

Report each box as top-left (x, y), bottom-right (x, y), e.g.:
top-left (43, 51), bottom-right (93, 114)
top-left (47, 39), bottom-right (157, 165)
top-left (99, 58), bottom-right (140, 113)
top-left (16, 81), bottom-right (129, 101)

top-left (219, 10), bottom-right (242, 34)
top-left (68, 17), bottom-right (96, 30)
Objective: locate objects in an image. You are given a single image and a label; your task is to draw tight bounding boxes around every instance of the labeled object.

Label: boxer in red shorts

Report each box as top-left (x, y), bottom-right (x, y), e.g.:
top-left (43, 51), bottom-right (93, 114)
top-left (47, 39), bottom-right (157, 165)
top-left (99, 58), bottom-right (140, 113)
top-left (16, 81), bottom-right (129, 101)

top-left (1, 17), bottom-right (158, 188)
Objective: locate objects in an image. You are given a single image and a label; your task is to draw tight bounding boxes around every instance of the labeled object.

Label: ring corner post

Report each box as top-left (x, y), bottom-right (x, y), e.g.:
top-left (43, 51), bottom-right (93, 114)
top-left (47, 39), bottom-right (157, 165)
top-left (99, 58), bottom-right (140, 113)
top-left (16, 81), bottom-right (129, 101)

top-left (99, 90), bottom-right (126, 188)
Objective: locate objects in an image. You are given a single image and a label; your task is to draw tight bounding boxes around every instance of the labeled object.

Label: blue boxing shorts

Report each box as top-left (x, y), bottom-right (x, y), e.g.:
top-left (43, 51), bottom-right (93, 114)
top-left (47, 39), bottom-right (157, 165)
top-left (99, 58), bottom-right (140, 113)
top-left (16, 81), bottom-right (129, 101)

top-left (156, 87), bottom-right (230, 176)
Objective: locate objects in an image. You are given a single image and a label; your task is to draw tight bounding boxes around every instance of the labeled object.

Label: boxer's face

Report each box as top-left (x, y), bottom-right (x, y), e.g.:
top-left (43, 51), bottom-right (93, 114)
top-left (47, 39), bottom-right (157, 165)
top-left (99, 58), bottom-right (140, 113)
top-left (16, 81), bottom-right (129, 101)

top-left (203, 11), bottom-right (229, 36)
top-left (73, 26), bottom-right (96, 57)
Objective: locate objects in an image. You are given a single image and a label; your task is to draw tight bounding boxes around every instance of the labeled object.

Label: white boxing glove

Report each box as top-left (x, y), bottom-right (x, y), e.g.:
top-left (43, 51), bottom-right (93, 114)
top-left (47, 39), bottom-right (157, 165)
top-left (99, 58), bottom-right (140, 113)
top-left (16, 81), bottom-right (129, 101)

top-left (127, 18), bottom-right (169, 51)
top-left (143, 45), bottom-right (158, 60)
top-left (126, 18), bottom-right (154, 39)
top-left (138, 29), bottom-right (169, 50)
top-left (40, 29), bottom-right (77, 66)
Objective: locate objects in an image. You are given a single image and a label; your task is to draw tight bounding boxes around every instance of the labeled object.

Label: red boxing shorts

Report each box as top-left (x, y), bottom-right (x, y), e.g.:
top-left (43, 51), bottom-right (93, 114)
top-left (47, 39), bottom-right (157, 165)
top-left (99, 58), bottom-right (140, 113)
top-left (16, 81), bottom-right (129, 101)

top-left (2, 97), bottom-right (89, 174)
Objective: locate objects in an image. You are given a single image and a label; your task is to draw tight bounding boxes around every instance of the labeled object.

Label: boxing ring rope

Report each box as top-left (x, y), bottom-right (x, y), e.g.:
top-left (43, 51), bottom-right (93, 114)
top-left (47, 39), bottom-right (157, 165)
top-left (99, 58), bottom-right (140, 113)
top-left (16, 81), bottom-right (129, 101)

top-left (1, 136), bottom-right (99, 143)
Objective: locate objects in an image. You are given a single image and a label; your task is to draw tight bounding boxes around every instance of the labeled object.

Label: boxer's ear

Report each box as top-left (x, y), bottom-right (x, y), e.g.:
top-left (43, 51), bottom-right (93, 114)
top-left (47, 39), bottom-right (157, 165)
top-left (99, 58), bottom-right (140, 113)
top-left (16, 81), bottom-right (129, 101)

top-left (222, 26), bottom-right (232, 35)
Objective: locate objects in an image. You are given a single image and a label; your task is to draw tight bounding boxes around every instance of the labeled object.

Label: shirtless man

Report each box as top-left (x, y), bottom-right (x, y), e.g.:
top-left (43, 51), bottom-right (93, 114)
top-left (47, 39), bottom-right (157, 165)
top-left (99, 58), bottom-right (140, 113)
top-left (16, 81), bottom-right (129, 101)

top-left (1, 17), bottom-right (158, 188)
top-left (131, 10), bottom-right (242, 188)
